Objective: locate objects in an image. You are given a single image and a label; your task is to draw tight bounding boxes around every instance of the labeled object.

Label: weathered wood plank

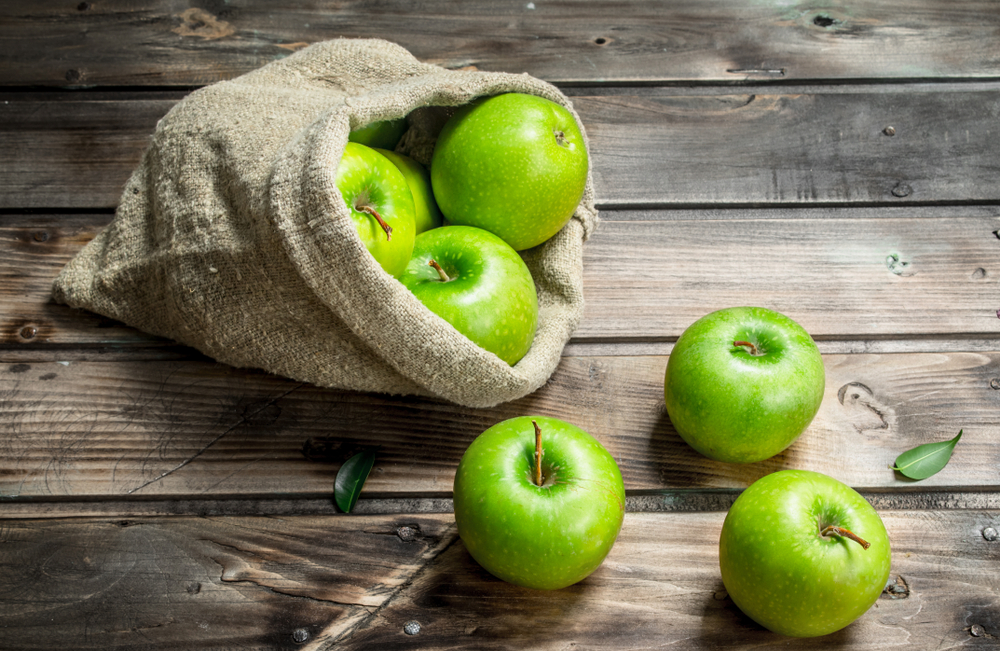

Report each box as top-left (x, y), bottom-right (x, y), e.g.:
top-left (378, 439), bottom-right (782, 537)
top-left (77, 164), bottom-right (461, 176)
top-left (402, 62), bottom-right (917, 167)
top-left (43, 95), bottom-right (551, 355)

top-left (0, 96), bottom-right (165, 210)
top-left (4, 88), bottom-right (1000, 209)
top-left (579, 90), bottom-right (1000, 207)
top-left (5, 210), bottom-right (999, 348)
top-left (0, 214), bottom-right (154, 346)
top-left (3, 1), bottom-right (1000, 87)
top-left (0, 514), bottom-right (457, 651)
top-left (1, 351), bottom-right (996, 499)
top-left (324, 511), bottom-right (1000, 649)
top-left (4, 491), bottom-right (1000, 521)
top-left (578, 213), bottom-right (1000, 340)
top-left (1, 511), bottom-right (994, 650)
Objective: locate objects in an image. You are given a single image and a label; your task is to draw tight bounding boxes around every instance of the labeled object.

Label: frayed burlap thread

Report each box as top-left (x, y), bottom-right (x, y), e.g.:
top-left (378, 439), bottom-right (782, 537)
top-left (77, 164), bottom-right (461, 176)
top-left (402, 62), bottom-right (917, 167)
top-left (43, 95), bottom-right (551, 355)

top-left (52, 39), bottom-right (598, 408)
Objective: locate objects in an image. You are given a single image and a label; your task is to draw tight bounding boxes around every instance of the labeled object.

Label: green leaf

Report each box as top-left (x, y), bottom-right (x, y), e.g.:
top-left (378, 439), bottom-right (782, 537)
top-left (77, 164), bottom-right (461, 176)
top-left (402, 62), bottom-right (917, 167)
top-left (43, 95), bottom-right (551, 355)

top-left (891, 430), bottom-right (962, 480)
top-left (334, 448), bottom-right (377, 513)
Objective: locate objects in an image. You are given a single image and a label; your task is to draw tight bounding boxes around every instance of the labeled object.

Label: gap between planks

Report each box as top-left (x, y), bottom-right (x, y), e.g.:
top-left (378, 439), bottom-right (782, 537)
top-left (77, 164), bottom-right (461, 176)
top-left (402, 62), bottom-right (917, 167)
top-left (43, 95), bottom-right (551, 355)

top-left (3, 489), bottom-right (999, 520)
top-left (4, 336), bottom-right (1000, 363)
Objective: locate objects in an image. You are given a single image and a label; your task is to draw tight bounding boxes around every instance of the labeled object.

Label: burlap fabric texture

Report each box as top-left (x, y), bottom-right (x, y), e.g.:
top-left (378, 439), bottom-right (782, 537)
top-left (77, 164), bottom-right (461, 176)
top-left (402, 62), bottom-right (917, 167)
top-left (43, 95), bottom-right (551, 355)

top-left (52, 39), bottom-right (598, 408)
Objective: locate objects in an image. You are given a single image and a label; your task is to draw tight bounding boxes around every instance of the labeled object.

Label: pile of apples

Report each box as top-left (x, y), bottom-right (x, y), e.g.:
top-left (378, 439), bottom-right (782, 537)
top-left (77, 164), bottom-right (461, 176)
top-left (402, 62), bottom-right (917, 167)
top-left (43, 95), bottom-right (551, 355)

top-left (340, 92), bottom-right (589, 366)
top-left (345, 95), bottom-right (892, 641)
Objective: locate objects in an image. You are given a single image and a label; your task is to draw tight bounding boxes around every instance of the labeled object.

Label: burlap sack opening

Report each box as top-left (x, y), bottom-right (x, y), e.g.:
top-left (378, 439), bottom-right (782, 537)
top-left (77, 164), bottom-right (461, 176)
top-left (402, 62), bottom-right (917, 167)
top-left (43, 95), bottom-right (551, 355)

top-left (52, 39), bottom-right (598, 408)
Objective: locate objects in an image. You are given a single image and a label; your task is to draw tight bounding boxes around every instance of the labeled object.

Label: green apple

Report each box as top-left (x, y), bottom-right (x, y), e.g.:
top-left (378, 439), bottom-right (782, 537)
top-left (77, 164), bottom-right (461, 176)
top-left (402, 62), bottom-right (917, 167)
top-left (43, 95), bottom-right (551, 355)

top-left (399, 225), bottom-right (537, 366)
top-left (348, 117), bottom-right (407, 150)
top-left (453, 416), bottom-right (625, 590)
top-left (374, 148), bottom-right (443, 234)
top-left (336, 142), bottom-right (416, 278)
top-left (719, 469), bottom-right (892, 637)
top-left (664, 306), bottom-right (825, 463)
top-left (430, 92), bottom-right (589, 251)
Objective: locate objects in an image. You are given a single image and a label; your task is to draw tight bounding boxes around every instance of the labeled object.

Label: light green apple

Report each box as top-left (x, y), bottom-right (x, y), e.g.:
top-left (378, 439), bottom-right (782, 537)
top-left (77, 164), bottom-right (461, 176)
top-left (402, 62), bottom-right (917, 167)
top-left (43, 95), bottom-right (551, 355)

top-left (430, 93), bottom-right (589, 251)
top-left (335, 142), bottom-right (416, 278)
top-left (664, 306), bottom-right (825, 463)
top-left (399, 225), bottom-right (537, 365)
top-left (348, 117), bottom-right (407, 150)
top-left (374, 148), bottom-right (443, 234)
top-left (453, 416), bottom-right (625, 590)
top-left (719, 469), bottom-right (892, 637)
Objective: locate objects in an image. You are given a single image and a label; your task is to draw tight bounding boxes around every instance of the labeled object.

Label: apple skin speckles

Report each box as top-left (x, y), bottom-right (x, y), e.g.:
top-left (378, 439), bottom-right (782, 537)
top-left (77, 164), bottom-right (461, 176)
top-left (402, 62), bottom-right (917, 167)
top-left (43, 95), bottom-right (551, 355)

top-left (399, 225), bottom-right (538, 366)
top-left (431, 93), bottom-right (589, 251)
top-left (664, 306), bottom-right (825, 463)
top-left (454, 416), bottom-right (625, 590)
top-left (719, 469), bottom-right (892, 637)
top-left (336, 142), bottom-right (416, 278)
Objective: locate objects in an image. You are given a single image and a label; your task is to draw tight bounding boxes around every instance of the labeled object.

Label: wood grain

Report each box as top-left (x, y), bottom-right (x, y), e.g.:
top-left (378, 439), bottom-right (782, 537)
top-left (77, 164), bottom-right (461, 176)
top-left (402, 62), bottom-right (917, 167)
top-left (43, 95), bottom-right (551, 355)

top-left (5, 210), bottom-right (999, 348)
top-left (326, 511), bottom-right (1000, 649)
top-left (5, 88), bottom-right (1000, 209)
top-left (0, 514), bottom-right (457, 651)
top-left (1, 511), bottom-right (995, 650)
top-left (3, 1), bottom-right (1000, 87)
top-left (2, 352), bottom-right (996, 499)
top-left (578, 212), bottom-right (1000, 340)
top-left (2, 4), bottom-right (999, 650)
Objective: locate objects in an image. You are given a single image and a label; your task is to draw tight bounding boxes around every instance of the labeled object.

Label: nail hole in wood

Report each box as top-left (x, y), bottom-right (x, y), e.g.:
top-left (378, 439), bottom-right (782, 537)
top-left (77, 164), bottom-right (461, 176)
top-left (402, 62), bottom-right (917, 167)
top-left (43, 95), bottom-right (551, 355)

top-left (813, 14), bottom-right (837, 27)
top-left (594, 37), bottom-right (607, 45)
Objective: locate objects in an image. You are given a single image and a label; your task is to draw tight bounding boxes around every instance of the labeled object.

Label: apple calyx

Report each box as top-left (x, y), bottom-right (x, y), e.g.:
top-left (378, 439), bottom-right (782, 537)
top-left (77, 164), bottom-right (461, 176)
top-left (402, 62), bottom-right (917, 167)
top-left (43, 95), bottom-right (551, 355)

top-left (733, 340), bottom-right (765, 357)
top-left (532, 420), bottom-right (544, 487)
top-left (427, 259), bottom-right (452, 282)
top-left (820, 524), bottom-right (871, 550)
top-left (355, 200), bottom-right (393, 241)
top-left (553, 129), bottom-right (571, 149)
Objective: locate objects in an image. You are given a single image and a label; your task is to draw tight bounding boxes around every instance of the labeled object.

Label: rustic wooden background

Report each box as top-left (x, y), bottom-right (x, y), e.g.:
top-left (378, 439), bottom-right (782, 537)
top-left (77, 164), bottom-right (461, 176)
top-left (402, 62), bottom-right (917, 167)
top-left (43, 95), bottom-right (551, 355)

top-left (1, 1), bottom-right (999, 649)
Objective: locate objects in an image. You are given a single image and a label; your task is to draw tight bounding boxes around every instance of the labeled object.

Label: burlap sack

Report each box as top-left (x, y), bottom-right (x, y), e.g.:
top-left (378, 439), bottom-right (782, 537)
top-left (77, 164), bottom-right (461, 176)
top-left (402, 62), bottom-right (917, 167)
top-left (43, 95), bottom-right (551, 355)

top-left (52, 38), bottom-right (598, 408)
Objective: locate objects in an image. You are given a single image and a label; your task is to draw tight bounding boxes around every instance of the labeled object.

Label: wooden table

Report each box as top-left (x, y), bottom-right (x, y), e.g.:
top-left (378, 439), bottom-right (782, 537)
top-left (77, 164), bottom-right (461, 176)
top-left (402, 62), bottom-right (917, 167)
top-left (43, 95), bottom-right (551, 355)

top-left (2, 2), bottom-right (999, 648)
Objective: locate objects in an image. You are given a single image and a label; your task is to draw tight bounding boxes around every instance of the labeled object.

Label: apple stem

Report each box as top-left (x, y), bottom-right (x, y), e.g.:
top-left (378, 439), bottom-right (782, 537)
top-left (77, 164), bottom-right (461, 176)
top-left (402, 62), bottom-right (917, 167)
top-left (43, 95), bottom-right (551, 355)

top-left (533, 420), bottom-right (544, 487)
top-left (733, 340), bottom-right (762, 356)
top-left (820, 525), bottom-right (871, 550)
top-left (428, 259), bottom-right (452, 282)
top-left (357, 204), bottom-right (392, 241)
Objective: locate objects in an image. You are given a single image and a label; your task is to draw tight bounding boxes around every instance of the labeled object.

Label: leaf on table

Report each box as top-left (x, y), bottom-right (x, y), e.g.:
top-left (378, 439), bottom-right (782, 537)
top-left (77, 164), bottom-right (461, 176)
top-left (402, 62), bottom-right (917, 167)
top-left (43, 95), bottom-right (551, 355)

top-left (891, 430), bottom-right (962, 480)
top-left (334, 448), bottom-right (377, 513)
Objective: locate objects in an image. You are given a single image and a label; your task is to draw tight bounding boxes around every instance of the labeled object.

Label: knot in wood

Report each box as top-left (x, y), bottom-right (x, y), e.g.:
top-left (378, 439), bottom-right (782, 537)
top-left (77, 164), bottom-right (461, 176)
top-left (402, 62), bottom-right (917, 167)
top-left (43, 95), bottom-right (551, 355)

top-left (397, 525), bottom-right (419, 542)
top-left (882, 575), bottom-right (910, 599)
